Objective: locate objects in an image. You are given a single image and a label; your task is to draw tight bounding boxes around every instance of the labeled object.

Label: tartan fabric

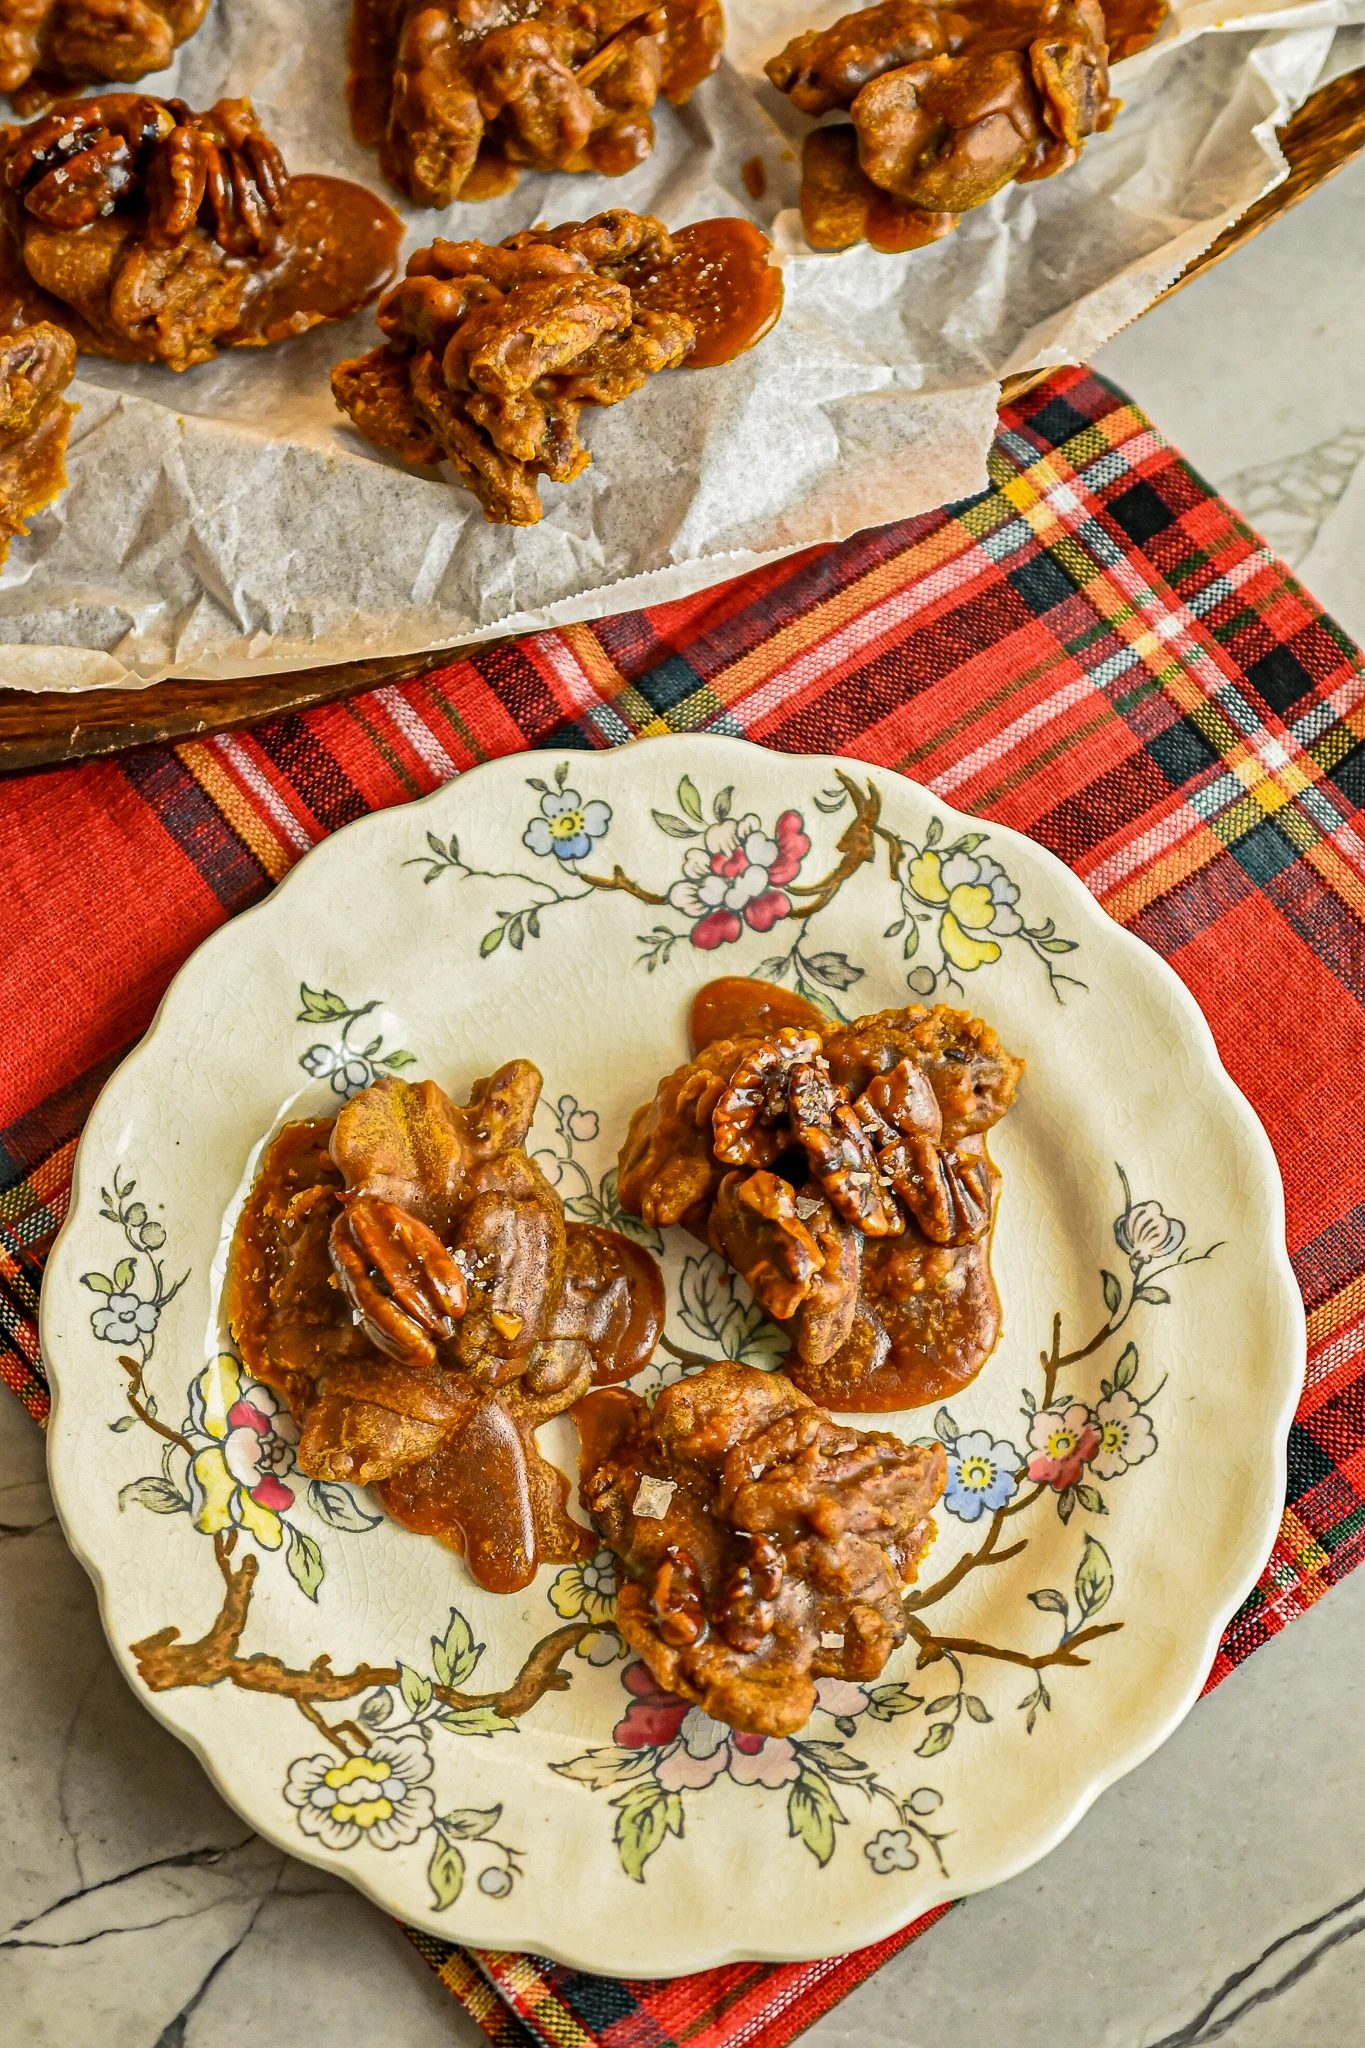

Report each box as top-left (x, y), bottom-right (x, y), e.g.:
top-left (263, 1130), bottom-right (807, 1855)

top-left (5, 363), bottom-right (1365, 2048)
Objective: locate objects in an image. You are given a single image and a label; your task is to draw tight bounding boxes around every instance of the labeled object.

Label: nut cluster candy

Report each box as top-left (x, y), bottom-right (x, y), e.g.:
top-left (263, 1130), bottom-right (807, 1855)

top-left (575, 1361), bottom-right (947, 1735)
top-left (765, 0), bottom-right (1169, 252)
top-left (617, 979), bottom-right (1024, 1408)
top-left (348, 0), bottom-right (725, 206)
top-left (0, 318), bottom-right (75, 563)
top-left (0, 0), bottom-right (210, 101)
top-left (228, 1069), bottom-right (665, 1593)
top-left (331, 206), bottom-right (783, 524)
top-left (0, 93), bottom-right (403, 370)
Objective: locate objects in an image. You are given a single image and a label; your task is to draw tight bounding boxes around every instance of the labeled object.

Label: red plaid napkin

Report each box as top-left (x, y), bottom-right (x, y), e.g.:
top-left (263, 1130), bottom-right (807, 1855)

top-left (5, 367), bottom-right (1364, 2048)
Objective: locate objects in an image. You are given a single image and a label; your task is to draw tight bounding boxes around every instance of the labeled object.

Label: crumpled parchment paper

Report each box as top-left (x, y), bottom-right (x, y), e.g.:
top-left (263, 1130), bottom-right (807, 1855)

top-left (3, 0), bottom-right (1363, 689)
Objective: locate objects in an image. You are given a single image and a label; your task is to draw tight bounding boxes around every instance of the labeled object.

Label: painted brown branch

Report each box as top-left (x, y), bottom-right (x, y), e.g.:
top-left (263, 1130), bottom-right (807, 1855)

top-left (118, 1353), bottom-right (193, 1455)
top-left (905, 1519), bottom-right (1028, 1612)
top-left (908, 1309), bottom-right (1118, 1614)
top-left (787, 772), bottom-right (882, 918)
top-left (909, 1616), bottom-right (1123, 1671)
top-left (129, 1545), bottom-right (596, 1725)
top-left (579, 864), bottom-right (668, 905)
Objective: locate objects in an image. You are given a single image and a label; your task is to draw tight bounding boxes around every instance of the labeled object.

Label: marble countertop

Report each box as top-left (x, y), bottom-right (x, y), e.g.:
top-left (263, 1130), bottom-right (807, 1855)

top-left (9, 155), bottom-right (1365, 2048)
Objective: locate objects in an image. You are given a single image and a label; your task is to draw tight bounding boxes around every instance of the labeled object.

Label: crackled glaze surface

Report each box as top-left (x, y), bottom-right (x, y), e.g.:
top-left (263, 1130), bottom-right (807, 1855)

top-left (40, 735), bottom-right (1303, 1974)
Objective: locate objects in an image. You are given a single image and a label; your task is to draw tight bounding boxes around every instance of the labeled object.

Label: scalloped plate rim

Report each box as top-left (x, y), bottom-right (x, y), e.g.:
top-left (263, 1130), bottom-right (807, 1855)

top-left (39, 732), bottom-right (1305, 1975)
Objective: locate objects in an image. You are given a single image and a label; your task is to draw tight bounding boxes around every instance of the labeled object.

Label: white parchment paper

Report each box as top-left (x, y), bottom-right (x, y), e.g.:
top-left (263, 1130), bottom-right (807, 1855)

top-left (3, 0), bottom-right (1363, 689)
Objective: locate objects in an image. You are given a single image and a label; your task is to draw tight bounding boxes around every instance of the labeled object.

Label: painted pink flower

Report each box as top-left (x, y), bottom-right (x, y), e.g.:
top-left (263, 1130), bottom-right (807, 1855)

top-left (1025, 1402), bottom-right (1100, 1491)
top-left (222, 1393), bottom-right (295, 1512)
top-left (667, 810), bottom-right (810, 950)
top-left (613, 1662), bottom-right (690, 1748)
top-left (728, 1733), bottom-right (800, 1787)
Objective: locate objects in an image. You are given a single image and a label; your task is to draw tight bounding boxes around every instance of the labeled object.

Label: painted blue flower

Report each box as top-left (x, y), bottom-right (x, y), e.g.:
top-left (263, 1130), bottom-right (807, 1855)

top-left (91, 1293), bottom-right (159, 1345)
top-left (943, 1429), bottom-right (1020, 1521)
top-left (523, 789), bottom-right (611, 865)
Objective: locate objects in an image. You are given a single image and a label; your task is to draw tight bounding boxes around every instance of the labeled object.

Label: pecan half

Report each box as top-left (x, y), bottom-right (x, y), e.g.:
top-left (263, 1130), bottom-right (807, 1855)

top-left (712, 1026), bottom-right (823, 1166)
top-left (650, 1542), bottom-right (708, 1646)
top-left (881, 1139), bottom-right (992, 1245)
top-left (328, 1192), bottom-right (468, 1366)
top-left (716, 1529), bottom-right (785, 1651)
top-left (789, 1057), bottom-right (902, 1235)
top-left (709, 1168), bottom-right (824, 1320)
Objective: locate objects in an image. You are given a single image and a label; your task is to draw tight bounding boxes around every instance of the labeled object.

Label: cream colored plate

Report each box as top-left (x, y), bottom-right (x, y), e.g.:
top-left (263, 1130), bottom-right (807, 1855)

top-left (42, 734), bottom-right (1303, 1974)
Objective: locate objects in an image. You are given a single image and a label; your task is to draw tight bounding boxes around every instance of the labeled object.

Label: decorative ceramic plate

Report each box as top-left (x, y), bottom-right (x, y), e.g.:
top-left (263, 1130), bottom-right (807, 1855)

top-left (42, 734), bottom-right (1303, 1975)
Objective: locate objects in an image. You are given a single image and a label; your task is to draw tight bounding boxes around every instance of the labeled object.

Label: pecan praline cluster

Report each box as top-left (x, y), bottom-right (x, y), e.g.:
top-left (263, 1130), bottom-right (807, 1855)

top-left (617, 984), bottom-right (1023, 1408)
top-left (0, 92), bottom-right (402, 370)
top-left (349, 0), bottom-right (725, 208)
top-left (765, 0), bottom-right (1169, 252)
top-left (575, 1360), bottom-right (948, 1735)
top-left (0, 0), bottom-right (211, 102)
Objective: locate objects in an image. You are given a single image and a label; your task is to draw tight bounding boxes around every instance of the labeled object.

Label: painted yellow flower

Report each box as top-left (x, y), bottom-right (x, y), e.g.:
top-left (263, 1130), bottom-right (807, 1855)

top-left (907, 847), bottom-right (1023, 972)
top-left (185, 1352), bottom-right (296, 1549)
top-left (549, 1548), bottom-right (626, 1663)
top-left (285, 1732), bottom-right (434, 1850)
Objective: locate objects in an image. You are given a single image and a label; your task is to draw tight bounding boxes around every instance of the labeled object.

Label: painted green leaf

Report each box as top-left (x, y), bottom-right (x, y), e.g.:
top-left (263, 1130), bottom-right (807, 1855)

top-left (1074, 1483), bottom-right (1107, 1515)
top-left (612, 1778), bottom-right (683, 1882)
top-left (1113, 1344), bottom-right (1139, 1390)
top-left (865, 1684), bottom-right (924, 1721)
top-left (1028, 1587), bottom-right (1068, 1616)
top-left (786, 1766), bottom-right (845, 1867)
top-left (923, 1695), bottom-right (956, 1715)
top-left (934, 1406), bottom-right (958, 1446)
top-left (1135, 1284), bottom-right (1171, 1306)
top-left (285, 1524), bottom-right (325, 1602)
top-left (108, 1414), bottom-right (137, 1433)
top-left (916, 1720), bottom-right (954, 1759)
top-left (651, 810), bottom-right (700, 840)
top-left (298, 983), bottom-right (351, 1023)
top-left (678, 1253), bottom-right (730, 1346)
top-left (400, 1661), bottom-right (434, 1714)
top-left (118, 1475), bottom-right (187, 1514)
top-left (1057, 1485), bottom-right (1077, 1524)
top-left (359, 1690), bottom-right (394, 1728)
top-left (803, 951), bottom-right (864, 992)
top-left (798, 1741), bottom-right (873, 1782)
top-left (1075, 1534), bottom-right (1114, 1620)
top-left (480, 925), bottom-right (504, 957)
top-left (902, 923), bottom-right (919, 960)
top-left (428, 1833), bottom-right (465, 1911)
top-left (677, 775), bottom-right (704, 822)
top-left (307, 1478), bottom-right (383, 1533)
top-left (112, 1257), bottom-right (136, 1291)
top-left (82, 1271), bottom-right (114, 1296)
top-left (380, 1049), bottom-right (417, 1071)
top-left (436, 1705), bottom-right (514, 1737)
top-left (925, 818), bottom-right (943, 847)
top-left (1101, 1269), bottom-right (1122, 1315)
top-left (964, 1694), bottom-right (993, 1724)
top-left (441, 1805), bottom-right (502, 1840)
top-left (713, 785), bottom-right (733, 822)
top-left (550, 1746), bottom-right (656, 1789)
top-left (432, 1607), bottom-right (482, 1688)
top-left (1038, 936), bottom-right (1079, 954)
